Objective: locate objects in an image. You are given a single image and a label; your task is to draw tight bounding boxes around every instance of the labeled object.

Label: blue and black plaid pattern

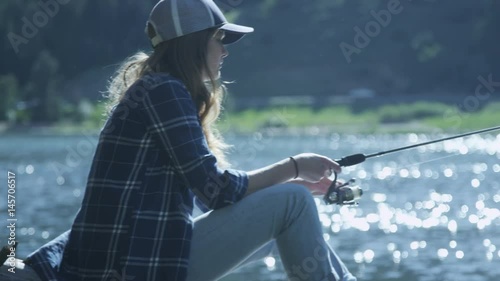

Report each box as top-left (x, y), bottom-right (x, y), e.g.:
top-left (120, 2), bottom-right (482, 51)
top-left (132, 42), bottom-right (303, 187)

top-left (27, 73), bottom-right (248, 281)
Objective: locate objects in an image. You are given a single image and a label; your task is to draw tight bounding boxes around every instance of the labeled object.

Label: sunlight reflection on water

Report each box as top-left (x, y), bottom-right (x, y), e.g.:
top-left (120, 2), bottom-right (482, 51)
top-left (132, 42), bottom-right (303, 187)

top-left (1, 133), bottom-right (499, 281)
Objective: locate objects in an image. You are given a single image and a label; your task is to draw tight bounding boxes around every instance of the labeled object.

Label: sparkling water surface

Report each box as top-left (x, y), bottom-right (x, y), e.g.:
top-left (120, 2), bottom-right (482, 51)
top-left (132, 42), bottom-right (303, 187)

top-left (0, 132), bottom-right (499, 281)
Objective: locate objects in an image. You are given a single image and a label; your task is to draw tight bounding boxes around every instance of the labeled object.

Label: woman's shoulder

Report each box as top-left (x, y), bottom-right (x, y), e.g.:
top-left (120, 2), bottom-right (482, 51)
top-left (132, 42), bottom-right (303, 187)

top-left (134, 72), bottom-right (187, 94)
top-left (122, 72), bottom-right (190, 107)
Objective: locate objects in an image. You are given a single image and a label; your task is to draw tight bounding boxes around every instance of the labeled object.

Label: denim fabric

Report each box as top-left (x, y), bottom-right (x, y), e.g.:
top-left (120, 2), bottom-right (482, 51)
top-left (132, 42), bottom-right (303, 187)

top-left (186, 183), bottom-right (357, 281)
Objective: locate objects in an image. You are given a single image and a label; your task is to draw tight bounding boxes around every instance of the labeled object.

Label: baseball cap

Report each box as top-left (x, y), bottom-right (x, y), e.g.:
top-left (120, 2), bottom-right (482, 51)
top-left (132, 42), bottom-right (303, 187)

top-left (146, 0), bottom-right (254, 47)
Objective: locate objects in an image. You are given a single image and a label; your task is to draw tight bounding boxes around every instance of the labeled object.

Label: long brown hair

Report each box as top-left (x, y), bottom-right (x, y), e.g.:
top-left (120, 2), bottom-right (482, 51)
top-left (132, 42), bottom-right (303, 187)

top-left (106, 25), bottom-right (230, 167)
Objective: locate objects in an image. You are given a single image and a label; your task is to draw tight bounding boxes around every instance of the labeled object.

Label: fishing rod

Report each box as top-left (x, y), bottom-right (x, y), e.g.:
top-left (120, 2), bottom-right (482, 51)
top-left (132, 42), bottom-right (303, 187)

top-left (324, 125), bottom-right (500, 205)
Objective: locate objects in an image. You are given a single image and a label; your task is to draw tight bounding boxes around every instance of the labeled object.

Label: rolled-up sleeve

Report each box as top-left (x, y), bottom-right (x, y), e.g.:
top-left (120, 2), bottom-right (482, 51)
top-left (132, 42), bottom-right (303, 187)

top-left (138, 79), bottom-right (248, 210)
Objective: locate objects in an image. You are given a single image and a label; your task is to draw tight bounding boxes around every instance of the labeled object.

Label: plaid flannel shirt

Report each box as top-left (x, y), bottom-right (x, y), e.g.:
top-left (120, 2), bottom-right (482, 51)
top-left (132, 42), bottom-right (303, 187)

top-left (27, 73), bottom-right (248, 281)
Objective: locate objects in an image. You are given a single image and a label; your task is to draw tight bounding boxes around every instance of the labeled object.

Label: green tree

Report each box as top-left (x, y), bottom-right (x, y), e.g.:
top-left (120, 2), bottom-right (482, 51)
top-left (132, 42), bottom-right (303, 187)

top-left (24, 50), bottom-right (62, 123)
top-left (0, 75), bottom-right (19, 122)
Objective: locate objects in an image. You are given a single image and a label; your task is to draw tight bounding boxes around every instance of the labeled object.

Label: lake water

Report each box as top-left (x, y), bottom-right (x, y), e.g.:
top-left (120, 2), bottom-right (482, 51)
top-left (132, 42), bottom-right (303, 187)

top-left (0, 131), bottom-right (499, 281)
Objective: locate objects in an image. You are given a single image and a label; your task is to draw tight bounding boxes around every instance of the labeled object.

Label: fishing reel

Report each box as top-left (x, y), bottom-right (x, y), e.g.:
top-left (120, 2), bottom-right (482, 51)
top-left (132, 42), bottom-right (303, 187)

top-left (323, 172), bottom-right (363, 205)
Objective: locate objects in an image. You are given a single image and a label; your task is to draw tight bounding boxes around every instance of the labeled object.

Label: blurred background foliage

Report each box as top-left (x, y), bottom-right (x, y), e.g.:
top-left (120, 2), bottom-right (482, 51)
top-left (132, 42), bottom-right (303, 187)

top-left (0, 0), bottom-right (499, 128)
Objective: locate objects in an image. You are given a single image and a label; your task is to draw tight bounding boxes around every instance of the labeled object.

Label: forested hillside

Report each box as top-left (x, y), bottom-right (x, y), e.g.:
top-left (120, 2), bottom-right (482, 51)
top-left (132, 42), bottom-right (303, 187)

top-left (1, 0), bottom-right (499, 124)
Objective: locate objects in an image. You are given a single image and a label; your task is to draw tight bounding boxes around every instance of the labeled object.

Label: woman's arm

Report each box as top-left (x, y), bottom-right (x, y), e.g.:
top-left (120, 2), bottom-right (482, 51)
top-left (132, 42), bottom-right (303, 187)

top-left (138, 78), bottom-right (248, 209)
top-left (245, 153), bottom-right (341, 197)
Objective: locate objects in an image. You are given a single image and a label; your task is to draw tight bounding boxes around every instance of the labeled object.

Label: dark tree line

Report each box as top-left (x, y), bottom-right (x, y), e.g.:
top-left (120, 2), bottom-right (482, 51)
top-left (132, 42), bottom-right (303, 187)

top-left (1, 0), bottom-right (499, 124)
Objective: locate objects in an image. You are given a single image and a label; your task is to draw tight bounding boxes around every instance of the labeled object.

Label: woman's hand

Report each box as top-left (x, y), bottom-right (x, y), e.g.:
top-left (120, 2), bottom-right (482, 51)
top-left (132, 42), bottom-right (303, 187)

top-left (291, 153), bottom-right (341, 182)
top-left (288, 176), bottom-right (333, 195)
top-left (289, 176), bottom-right (346, 195)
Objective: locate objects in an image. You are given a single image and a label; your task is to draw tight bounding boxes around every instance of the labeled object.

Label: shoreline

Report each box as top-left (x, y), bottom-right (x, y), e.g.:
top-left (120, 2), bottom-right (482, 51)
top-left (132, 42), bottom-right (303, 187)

top-left (2, 101), bottom-right (499, 136)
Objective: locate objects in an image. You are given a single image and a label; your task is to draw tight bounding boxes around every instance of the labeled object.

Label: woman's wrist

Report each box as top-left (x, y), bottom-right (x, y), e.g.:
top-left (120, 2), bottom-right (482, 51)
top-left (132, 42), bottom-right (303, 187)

top-left (246, 157), bottom-right (301, 196)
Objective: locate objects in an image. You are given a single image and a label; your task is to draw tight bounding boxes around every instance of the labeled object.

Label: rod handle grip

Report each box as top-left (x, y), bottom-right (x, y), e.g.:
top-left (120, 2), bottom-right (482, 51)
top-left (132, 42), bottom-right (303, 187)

top-left (336, 153), bottom-right (366, 167)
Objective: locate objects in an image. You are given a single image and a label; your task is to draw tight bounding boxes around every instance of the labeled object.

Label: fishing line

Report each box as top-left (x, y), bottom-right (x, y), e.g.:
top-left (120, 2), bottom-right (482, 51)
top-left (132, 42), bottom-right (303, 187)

top-left (399, 153), bottom-right (460, 169)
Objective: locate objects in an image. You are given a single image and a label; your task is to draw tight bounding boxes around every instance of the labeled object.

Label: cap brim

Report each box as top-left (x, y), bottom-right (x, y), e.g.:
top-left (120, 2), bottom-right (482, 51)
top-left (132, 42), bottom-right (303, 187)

top-left (220, 23), bottom-right (254, 44)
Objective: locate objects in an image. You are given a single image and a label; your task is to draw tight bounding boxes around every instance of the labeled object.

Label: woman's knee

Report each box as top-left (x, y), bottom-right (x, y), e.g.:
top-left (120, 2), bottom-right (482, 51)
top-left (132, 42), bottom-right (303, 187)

top-left (243, 183), bottom-right (316, 216)
top-left (279, 183), bottom-right (315, 205)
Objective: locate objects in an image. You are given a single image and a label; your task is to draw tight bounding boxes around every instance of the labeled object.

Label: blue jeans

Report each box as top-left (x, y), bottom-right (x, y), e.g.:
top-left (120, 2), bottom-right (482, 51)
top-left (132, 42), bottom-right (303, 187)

top-left (186, 184), bottom-right (357, 281)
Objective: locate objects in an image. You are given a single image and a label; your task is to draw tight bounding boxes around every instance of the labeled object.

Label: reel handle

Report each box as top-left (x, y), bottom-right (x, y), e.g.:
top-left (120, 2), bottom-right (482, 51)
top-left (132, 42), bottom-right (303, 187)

top-left (323, 171), bottom-right (363, 205)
